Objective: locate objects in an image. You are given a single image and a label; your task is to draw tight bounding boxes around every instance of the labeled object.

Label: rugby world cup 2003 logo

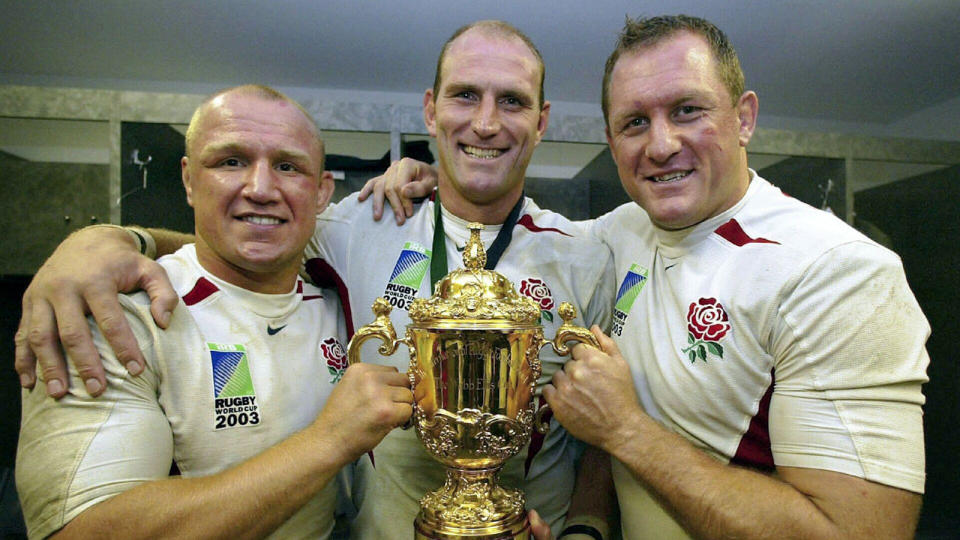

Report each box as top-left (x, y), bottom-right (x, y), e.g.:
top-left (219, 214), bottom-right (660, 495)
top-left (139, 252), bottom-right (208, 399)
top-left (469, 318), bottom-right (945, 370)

top-left (612, 264), bottom-right (649, 336)
top-left (321, 337), bottom-right (347, 383)
top-left (382, 242), bottom-right (431, 311)
top-left (681, 297), bottom-right (731, 363)
top-left (209, 343), bottom-right (261, 430)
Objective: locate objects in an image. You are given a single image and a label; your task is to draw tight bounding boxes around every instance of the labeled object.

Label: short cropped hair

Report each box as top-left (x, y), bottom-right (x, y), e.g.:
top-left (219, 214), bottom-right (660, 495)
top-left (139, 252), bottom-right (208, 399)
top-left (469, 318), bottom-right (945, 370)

top-left (184, 84), bottom-right (324, 170)
top-left (601, 15), bottom-right (746, 125)
top-left (432, 20), bottom-right (546, 110)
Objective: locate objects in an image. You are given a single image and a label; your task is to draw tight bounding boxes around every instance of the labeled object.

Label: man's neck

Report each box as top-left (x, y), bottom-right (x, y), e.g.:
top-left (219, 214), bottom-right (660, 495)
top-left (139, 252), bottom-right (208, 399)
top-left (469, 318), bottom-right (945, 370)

top-left (194, 242), bottom-right (299, 295)
top-left (436, 182), bottom-right (523, 225)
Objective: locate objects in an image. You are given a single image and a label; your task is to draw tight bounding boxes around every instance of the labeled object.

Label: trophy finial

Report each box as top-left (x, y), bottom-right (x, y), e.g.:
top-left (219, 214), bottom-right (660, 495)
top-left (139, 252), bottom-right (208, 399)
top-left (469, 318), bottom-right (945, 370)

top-left (463, 223), bottom-right (487, 270)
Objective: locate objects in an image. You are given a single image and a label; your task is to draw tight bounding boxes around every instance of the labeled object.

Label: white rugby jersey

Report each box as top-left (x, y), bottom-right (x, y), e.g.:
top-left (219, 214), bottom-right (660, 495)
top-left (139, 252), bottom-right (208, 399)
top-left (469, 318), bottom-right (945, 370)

top-left (305, 193), bottom-right (615, 538)
top-left (591, 173), bottom-right (929, 539)
top-left (17, 245), bottom-right (347, 539)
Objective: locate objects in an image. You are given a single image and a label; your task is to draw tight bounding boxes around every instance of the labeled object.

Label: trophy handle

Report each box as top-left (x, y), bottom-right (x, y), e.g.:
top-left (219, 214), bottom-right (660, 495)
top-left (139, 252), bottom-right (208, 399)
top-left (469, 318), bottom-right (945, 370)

top-left (346, 298), bottom-right (401, 365)
top-left (533, 303), bottom-right (601, 435)
top-left (549, 302), bottom-right (600, 355)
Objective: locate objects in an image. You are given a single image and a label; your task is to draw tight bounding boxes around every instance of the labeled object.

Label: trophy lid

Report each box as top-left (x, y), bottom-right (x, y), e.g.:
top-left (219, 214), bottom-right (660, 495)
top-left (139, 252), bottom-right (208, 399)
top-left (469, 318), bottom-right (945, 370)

top-left (408, 223), bottom-right (540, 329)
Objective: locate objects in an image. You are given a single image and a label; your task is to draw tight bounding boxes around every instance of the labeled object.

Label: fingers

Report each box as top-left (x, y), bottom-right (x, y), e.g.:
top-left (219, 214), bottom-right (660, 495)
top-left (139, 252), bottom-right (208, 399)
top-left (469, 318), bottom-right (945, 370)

top-left (541, 382), bottom-right (557, 405)
top-left (357, 176), bottom-right (375, 202)
top-left (359, 173), bottom-right (387, 221)
top-left (50, 292), bottom-right (107, 397)
top-left (365, 365), bottom-right (412, 425)
top-left (384, 184), bottom-right (407, 226)
top-left (372, 173), bottom-right (386, 222)
top-left (140, 259), bottom-right (178, 329)
top-left (85, 288), bottom-right (142, 378)
top-left (25, 299), bottom-right (70, 398)
top-left (395, 160), bottom-right (418, 219)
top-left (528, 509), bottom-right (553, 540)
top-left (336, 363), bottom-right (414, 432)
top-left (396, 157), bottom-right (439, 200)
top-left (14, 312), bottom-right (37, 389)
top-left (384, 159), bottom-right (416, 225)
top-left (591, 325), bottom-right (620, 356)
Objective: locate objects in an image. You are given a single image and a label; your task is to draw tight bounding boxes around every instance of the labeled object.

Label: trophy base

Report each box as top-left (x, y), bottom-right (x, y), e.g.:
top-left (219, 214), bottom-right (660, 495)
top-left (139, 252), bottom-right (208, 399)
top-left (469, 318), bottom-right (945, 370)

top-left (414, 467), bottom-right (530, 540)
top-left (414, 514), bottom-right (530, 540)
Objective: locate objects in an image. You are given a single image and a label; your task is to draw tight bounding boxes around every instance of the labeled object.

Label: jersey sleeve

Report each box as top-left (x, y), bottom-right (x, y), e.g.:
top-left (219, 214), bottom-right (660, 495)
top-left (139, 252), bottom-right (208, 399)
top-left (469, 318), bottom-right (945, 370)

top-left (768, 241), bottom-right (929, 492)
top-left (302, 197), bottom-right (358, 285)
top-left (583, 246), bottom-right (616, 333)
top-left (16, 298), bottom-right (174, 538)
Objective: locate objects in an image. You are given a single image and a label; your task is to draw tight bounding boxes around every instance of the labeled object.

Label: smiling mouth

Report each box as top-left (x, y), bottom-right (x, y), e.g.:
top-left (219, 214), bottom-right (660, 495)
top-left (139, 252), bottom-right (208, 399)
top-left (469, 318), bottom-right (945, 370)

top-left (648, 170), bottom-right (692, 183)
top-left (460, 144), bottom-right (505, 159)
top-left (239, 215), bottom-right (284, 225)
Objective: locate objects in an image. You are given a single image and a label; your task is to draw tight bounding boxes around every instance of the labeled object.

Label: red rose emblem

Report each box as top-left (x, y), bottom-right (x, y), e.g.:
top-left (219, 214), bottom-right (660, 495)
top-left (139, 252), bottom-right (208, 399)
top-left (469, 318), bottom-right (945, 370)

top-left (520, 278), bottom-right (555, 311)
top-left (321, 337), bottom-right (347, 382)
top-left (686, 298), bottom-right (730, 341)
top-left (682, 298), bottom-right (730, 363)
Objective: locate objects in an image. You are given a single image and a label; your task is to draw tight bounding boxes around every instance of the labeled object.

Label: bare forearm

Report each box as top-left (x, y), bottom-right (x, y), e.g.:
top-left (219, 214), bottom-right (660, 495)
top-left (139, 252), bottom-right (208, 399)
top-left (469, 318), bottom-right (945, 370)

top-left (563, 445), bottom-right (617, 537)
top-left (606, 408), bottom-right (919, 540)
top-left (57, 426), bottom-right (346, 539)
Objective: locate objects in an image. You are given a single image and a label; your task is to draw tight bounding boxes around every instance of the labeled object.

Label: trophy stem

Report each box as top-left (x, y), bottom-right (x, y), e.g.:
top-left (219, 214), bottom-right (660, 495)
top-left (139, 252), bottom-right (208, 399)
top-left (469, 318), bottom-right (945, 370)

top-left (415, 466), bottom-right (530, 540)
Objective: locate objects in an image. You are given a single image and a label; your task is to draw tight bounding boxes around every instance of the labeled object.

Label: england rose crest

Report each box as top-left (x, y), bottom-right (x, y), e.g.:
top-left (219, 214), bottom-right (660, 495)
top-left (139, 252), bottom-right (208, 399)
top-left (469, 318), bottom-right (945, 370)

top-left (681, 297), bottom-right (730, 363)
top-left (321, 337), bottom-right (347, 383)
top-left (519, 277), bottom-right (555, 322)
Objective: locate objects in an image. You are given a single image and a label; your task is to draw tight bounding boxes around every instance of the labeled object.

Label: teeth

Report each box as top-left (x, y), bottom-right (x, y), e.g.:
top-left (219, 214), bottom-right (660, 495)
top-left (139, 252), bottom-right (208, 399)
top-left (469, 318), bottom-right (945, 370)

top-left (462, 145), bottom-right (504, 159)
top-left (651, 171), bottom-right (690, 183)
top-left (242, 216), bottom-right (281, 225)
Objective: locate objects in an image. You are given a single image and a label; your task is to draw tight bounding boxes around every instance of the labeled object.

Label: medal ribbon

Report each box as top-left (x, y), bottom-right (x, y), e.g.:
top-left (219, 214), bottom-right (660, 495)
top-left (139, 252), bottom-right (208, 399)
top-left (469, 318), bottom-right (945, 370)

top-left (429, 192), bottom-right (525, 290)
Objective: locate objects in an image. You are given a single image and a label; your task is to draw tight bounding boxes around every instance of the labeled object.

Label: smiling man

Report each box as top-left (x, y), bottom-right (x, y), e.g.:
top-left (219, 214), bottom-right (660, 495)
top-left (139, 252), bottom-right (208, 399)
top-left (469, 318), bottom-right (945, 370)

top-left (303, 21), bottom-right (614, 539)
top-left (542, 15), bottom-right (930, 539)
top-left (16, 85), bottom-right (412, 539)
top-left (14, 22), bottom-right (615, 540)
top-left (350, 14), bottom-right (931, 540)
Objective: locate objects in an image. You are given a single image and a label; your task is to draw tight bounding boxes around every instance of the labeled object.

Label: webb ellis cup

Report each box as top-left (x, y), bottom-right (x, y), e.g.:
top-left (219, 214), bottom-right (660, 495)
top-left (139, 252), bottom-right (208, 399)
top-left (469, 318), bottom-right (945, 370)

top-left (347, 223), bottom-right (598, 539)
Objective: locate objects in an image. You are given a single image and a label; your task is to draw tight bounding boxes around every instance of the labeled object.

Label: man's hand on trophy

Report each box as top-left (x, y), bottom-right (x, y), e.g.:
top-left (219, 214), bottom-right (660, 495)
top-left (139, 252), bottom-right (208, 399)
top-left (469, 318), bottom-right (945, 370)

top-left (312, 363), bottom-right (413, 464)
top-left (358, 157), bottom-right (438, 225)
top-left (15, 225), bottom-right (177, 398)
top-left (543, 326), bottom-right (643, 453)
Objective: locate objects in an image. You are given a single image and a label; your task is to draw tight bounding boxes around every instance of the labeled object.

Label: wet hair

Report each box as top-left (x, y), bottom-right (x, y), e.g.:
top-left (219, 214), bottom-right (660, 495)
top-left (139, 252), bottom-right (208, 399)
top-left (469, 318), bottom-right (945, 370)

top-left (601, 15), bottom-right (745, 125)
top-left (432, 20), bottom-right (546, 109)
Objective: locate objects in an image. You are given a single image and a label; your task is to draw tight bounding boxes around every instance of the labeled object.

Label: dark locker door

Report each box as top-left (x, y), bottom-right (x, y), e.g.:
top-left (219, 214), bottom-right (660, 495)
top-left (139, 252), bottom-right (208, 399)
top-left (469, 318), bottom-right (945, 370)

top-left (120, 122), bottom-right (193, 232)
top-left (854, 165), bottom-right (960, 537)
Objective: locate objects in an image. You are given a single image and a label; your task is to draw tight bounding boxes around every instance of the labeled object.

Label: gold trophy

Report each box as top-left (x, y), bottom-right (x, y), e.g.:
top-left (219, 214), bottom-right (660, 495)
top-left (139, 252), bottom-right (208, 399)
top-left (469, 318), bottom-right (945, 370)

top-left (347, 223), bottom-right (598, 539)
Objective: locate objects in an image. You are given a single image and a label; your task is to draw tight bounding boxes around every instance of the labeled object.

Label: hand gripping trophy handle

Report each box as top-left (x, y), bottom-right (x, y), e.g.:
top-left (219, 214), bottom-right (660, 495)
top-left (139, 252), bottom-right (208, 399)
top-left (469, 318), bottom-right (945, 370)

top-left (535, 302), bottom-right (600, 433)
top-left (346, 298), bottom-right (415, 429)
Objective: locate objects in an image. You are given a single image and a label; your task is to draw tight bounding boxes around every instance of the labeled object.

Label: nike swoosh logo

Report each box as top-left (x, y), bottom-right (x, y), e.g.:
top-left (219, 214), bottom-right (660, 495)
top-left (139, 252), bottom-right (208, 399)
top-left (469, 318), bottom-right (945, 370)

top-left (267, 324), bottom-right (287, 335)
top-left (665, 264), bottom-right (677, 271)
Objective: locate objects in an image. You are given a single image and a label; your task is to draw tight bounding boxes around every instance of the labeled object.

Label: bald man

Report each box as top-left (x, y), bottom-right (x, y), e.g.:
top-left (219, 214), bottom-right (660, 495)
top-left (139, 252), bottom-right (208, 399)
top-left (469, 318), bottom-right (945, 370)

top-left (16, 85), bottom-right (412, 539)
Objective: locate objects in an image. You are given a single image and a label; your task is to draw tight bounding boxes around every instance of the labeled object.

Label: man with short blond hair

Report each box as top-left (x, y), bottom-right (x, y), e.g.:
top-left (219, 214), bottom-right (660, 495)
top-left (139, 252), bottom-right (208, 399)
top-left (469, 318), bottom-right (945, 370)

top-left (16, 85), bottom-right (412, 539)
